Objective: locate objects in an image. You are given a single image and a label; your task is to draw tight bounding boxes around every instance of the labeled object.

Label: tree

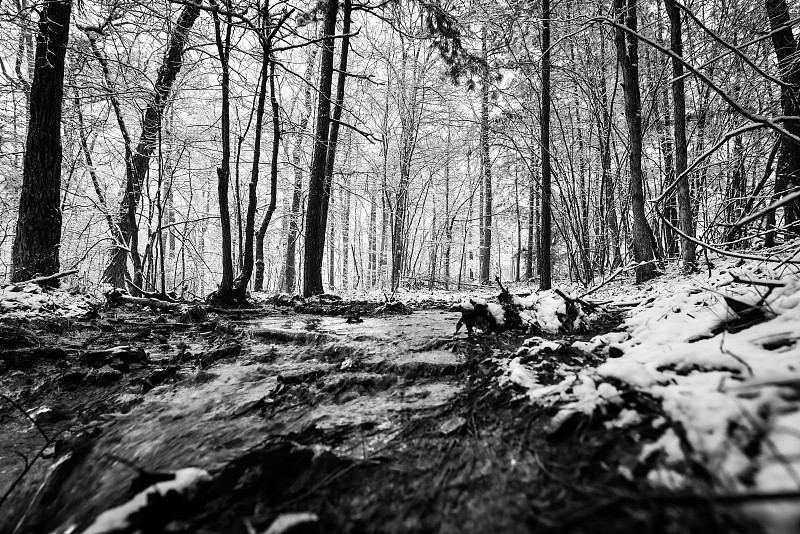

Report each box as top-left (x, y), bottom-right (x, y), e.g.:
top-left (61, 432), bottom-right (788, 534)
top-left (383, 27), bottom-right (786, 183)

top-left (211, 2), bottom-right (236, 304)
top-left (663, 0), bottom-right (696, 270)
top-left (11, 0), bottom-right (73, 282)
top-left (100, 2), bottom-right (201, 290)
top-left (271, 43), bottom-right (317, 294)
top-left (479, 25), bottom-right (492, 285)
top-left (539, 0), bottom-right (552, 290)
top-left (303, 0), bottom-right (339, 297)
top-left (613, 0), bottom-right (657, 283)
top-left (764, 0), bottom-right (800, 237)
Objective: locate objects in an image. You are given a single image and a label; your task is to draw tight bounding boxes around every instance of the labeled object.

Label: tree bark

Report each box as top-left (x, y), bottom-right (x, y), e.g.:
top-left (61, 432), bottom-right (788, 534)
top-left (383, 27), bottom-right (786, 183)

top-left (341, 174), bottom-right (350, 289)
top-left (255, 59), bottom-right (283, 292)
top-left (539, 0), bottom-right (552, 290)
top-left (653, 79), bottom-right (677, 257)
top-left (12, 0), bottom-right (72, 282)
top-left (368, 187), bottom-right (377, 287)
top-left (664, 0), bottom-right (696, 269)
top-left (241, 37), bottom-right (276, 300)
top-left (321, 0), bottom-right (352, 233)
top-left (212, 6), bottom-right (235, 303)
top-left (444, 129), bottom-right (452, 288)
top-left (613, 0), bottom-right (657, 283)
top-left (328, 191), bottom-right (335, 288)
top-left (302, 0), bottom-right (339, 296)
top-left (597, 58), bottom-right (622, 271)
top-left (479, 25), bottom-right (492, 285)
top-left (526, 164), bottom-right (536, 280)
top-left (765, 0), bottom-right (800, 236)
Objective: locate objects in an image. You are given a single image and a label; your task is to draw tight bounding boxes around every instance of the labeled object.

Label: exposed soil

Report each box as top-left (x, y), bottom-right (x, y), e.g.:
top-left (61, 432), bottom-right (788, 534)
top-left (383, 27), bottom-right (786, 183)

top-left (0, 298), bottom-right (734, 534)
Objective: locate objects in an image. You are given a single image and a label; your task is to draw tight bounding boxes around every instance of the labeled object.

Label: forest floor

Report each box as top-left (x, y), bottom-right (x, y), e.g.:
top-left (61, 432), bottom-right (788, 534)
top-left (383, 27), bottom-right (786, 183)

top-left (2, 252), bottom-right (800, 534)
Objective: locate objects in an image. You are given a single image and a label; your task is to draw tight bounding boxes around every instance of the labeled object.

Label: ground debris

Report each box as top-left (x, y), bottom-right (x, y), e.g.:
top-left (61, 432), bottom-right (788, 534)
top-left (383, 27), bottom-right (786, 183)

top-left (7, 259), bottom-right (797, 533)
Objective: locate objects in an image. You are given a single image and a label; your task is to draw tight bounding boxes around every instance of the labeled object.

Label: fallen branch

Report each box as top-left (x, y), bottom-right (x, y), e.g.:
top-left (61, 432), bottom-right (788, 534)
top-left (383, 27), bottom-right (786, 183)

top-left (656, 206), bottom-right (800, 265)
top-left (577, 264), bottom-right (635, 300)
top-left (9, 269), bottom-right (78, 288)
top-left (554, 288), bottom-right (597, 312)
top-left (730, 273), bottom-right (786, 288)
top-left (125, 277), bottom-right (179, 302)
top-left (107, 291), bottom-right (183, 311)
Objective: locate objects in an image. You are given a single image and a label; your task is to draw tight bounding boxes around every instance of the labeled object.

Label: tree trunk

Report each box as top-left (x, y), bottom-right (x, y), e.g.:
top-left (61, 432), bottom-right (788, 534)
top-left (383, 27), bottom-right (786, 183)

top-left (368, 188), bottom-right (377, 287)
top-left (479, 26), bottom-right (492, 285)
top-left (598, 69), bottom-right (622, 271)
top-left (654, 80), bottom-right (678, 257)
top-left (613, 0), bottom-right (657, 283)
top-left (664, 0), bottom-right (696, 269)
top-left (341, 174), bottom-right (350, 290)
top-left (444, 131), bottom-right (452, 288)
top-left (212, 7), bottom-right (235, 303)
top-left (526, 163), bottom-right (536, 280)
top-left (102, 2), bottom-right (200, 289)
top-left (328, 192), bottom-right (335, 289)
top-left (514, 168), bottom-right (522, 281)
top-left (765, 0), bottom-right (800, 236)
top-left (539, 0), bottom-right (552, 290)
top-left (240, 43), bottom-right (277, 301)
top-left (302, 0), bottom-right (339, 296)
top-left (391, 35), bottom-right (421, 291)
top-left (12, 0), bottom-right (72, 282)
top-left (275, 46), bottom-right (317, 293)
top-left (321, 0), bottom-right (352, 237)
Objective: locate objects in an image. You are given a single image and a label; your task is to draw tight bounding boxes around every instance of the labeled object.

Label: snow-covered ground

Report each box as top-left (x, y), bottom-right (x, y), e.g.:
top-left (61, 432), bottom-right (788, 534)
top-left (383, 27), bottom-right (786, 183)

top-left (0, 282), bottom-right (101, 319)
top-left (499, 251), bottom-right (800, 534)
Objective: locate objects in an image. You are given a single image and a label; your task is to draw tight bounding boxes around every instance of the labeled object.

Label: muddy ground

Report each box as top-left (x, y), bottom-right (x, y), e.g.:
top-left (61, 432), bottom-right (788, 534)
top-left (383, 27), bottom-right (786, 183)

top-left (0, 297), bottom-right (736, 534)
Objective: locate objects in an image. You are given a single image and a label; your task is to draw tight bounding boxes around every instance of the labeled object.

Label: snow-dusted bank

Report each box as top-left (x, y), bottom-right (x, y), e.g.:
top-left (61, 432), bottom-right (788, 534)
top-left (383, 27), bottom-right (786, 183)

top-left (0, 281), bottom-right (100, 319)
top-left (499, 254), bottom-right (800, 534)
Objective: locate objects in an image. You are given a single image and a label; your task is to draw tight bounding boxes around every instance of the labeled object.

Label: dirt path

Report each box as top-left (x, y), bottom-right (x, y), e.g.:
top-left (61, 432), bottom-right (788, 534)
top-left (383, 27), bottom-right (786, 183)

top-left (1, 303), bottom-right (716, 534)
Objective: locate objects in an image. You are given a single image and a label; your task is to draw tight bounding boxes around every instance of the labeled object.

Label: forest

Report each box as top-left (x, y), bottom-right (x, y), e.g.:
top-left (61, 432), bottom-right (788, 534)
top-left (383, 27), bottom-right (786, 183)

top-left (2, 0), bottom-right (800, 533)
top-left (1, 0), bottom-right (796, 299)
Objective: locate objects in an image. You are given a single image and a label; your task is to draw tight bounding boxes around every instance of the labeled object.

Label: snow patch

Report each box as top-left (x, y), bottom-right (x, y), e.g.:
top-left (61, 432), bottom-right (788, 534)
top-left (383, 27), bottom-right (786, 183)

top-left (81, 467), bottom-right (211, 534)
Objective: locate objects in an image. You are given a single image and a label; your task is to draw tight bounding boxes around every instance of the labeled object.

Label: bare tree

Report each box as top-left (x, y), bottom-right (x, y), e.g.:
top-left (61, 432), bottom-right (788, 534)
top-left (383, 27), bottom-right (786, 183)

top-left (764, 0), bottom-right (800, 237)
top-left (539, 0), bottom-right (552, 289)
top-left (303, 0), bottom-right (339, 296)
top-left (663, 0), bottom-right (696, 270)
top-left (11, 0), bottom-right (72, 282)
top-left (100, 3), bottom-right (201, 291)
top-left (613, 0), bottom-right (657, 282)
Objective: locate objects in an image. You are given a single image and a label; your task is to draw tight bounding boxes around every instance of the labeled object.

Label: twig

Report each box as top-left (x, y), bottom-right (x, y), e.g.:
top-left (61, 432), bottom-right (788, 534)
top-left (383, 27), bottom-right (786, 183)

top-left (577, 263), bottom-right (635, 300)
top-left (730, 273), bottom-right (786, 288)
top-left (719, 336), bottom-right (754, 377)
top-left (734, 189), bottom-right (800, 229)
top-left (0, 393), bottom-right (50, 442)
top-left (0, 394), bottom-right (69, 510)
top-left (656, 207), bottom-right (800, 264)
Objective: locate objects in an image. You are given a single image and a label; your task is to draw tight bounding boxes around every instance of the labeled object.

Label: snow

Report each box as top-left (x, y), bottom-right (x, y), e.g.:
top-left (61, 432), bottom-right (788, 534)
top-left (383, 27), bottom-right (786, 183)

top-left (495, 252), bottom-right (800, 532)
top-left (263, 512), bottom-right (319, 534)
top-left (516, 290), bottom-right (568, 334)
top-left (498, 357), bottom-right (576, 402)
top-left (81, 467), bottom-right (211, 534)
top-left (0, 282), bottom-right (99, 319)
